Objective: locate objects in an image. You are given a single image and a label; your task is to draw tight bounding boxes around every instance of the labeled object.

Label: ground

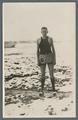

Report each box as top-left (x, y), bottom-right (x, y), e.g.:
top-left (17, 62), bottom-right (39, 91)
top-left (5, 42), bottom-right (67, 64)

top-left (4, 42), bottom-right (75, 117)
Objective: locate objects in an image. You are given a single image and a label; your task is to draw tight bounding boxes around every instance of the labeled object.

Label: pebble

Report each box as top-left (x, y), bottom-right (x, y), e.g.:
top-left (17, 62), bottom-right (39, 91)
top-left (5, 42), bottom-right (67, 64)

top-left (20, 113), bottom-right (25, 116)
top-left (61, 107), bottom-right (68, 111)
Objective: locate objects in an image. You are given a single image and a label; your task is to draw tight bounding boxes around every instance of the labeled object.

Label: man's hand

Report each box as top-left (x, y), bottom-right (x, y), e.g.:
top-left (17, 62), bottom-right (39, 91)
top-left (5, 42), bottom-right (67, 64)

top-left (53, 61), bottom-right (56, 65)
top-left (53, 57), bottom-right (56, 65)
top-left (37, 39), bottom-right (40, 66)
top-left (51, 38), bottom-right (56, 65)
top-left (37, 59), bottom-right (40, 66)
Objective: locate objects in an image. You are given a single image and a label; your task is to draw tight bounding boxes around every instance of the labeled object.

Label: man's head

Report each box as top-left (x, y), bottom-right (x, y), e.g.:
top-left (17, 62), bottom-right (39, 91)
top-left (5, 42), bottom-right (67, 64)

top-left (41, 27), bottom-right (48, 37)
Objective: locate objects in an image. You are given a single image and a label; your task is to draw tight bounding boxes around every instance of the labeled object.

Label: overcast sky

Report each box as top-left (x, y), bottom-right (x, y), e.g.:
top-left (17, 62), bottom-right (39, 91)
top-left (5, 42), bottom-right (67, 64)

top-left (3, 2), bottom-right (75, 42)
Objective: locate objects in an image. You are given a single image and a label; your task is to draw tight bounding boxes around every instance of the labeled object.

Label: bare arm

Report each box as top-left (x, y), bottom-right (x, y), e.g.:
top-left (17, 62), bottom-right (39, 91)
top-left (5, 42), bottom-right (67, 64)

top-left (37, 40), bottom-right (40, 65)
top-left (37, 40), bottom-right (39, 58)
top-left (51, 38), bottom-right (56, 64)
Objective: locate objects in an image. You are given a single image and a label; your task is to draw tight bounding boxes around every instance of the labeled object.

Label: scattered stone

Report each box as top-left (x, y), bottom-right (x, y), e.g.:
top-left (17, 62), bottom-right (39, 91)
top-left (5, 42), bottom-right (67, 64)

top-left (53, 92), bottom-right (57, 97)
top-left (61, 107), bottom-right (68, 111)
top-left (59, 96), bottom-right (64, 100)
top-left (69, 83), bottom-right (71, 85)
top-left (48, 107), bottom-right (56, 115)
top-left (71, 100), bottom-right (73, 103)
top-left (14, 62), bottom-right (19, 64)
top-left (16, 67), bottom-right (21, 69)
top-left (20, 113), bottom-right (25, 116)
top-left (18, 105), bottom-right (21, 108)
top-left (68, 104), bottom-right (70, 106)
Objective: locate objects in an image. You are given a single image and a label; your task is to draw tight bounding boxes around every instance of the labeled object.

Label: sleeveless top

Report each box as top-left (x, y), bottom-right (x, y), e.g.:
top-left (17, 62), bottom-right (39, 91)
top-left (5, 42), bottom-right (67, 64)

top-left (39, 36), bottom-right (51, 54)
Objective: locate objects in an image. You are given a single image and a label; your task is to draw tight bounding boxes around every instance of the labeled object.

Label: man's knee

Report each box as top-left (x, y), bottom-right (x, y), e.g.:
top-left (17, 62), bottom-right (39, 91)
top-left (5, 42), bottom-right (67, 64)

top-left (41, 70), bottom-right (45, 79)
top-left (49, 72), bottom-right (53, 79)
top-left (50, 76), bottom-right (55, 82)
top-left (41, 74), bottom-right (45, 79)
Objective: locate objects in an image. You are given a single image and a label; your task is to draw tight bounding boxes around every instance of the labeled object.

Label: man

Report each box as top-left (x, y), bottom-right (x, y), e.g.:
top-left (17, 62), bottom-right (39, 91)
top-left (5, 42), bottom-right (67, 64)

top-left (37, 27), bottom-right (56, 95)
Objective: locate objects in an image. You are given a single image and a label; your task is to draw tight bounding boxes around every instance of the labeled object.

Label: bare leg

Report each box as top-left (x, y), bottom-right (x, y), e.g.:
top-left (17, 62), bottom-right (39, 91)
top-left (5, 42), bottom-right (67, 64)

top-left (48, 64), bottom-right (55, 91)
top-left (40, 64), bottom-right (46, 92)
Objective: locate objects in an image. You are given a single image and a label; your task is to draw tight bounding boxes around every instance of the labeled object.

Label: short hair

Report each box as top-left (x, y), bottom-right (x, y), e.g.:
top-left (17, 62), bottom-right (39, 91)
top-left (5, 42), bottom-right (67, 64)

top-left (41, 27), bottom-right (48, 30)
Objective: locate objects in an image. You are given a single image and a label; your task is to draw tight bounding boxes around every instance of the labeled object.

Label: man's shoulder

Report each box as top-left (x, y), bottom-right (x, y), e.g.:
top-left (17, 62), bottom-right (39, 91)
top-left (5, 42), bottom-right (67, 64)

top-left (37, 37), bottom-right (41, 44)
top-left (48, 36), bottom-right (53, 40)
top-left (48, 36), bottom-right (53, 44)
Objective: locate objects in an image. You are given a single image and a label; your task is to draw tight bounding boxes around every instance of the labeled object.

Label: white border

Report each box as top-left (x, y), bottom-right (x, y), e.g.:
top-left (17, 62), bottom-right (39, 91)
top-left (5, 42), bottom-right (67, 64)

top-left (2, 2), bottom-right (76, 118)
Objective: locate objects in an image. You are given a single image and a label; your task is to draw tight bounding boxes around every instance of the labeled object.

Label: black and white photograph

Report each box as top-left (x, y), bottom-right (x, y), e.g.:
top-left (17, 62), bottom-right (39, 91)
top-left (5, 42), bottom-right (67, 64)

top-left (3, 2), bottom-right (76, 117)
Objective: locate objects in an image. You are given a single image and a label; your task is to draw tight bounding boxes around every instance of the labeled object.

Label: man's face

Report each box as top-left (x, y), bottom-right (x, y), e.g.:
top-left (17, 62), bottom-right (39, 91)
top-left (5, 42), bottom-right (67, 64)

top-left (41, 28), bottom-right (48, 37)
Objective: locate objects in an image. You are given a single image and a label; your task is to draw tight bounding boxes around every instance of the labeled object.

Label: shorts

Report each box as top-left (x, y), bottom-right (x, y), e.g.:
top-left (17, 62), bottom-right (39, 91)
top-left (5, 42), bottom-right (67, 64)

top-left (39, 53), bottom-right (54, 65)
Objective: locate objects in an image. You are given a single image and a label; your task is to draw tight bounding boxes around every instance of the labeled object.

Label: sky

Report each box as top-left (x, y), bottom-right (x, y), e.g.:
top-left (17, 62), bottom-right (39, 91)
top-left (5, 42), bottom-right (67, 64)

top-left (3, 2), bottom-right (76, 42)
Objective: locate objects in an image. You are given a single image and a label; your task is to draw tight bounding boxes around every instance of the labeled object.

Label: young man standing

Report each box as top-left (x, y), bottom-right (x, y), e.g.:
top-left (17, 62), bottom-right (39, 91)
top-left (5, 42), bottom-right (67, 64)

top-left (37, 27), bottom-right (56, 95)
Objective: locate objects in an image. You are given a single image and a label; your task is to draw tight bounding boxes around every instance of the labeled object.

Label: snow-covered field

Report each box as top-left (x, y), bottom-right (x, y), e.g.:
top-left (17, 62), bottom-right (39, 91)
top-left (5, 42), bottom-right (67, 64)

top-left (3, 41), bottom-right (76, 117)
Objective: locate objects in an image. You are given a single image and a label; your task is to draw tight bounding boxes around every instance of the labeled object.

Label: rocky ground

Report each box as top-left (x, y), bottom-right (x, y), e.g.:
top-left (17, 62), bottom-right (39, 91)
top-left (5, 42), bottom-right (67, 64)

top-left (3, 42), bottom-right (75, 117)
top-left (4, 53), bottom-right (75, 117)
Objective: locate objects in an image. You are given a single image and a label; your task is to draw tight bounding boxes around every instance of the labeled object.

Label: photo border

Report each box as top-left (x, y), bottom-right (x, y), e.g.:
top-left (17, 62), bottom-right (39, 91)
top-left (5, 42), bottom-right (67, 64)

top-left (0, 0), bottom-right (77, 120)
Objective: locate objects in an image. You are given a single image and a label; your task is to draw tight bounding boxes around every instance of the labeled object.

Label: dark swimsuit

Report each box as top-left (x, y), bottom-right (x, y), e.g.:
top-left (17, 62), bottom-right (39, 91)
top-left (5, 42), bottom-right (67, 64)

top-left (39, 36), bottom-right (52, 54)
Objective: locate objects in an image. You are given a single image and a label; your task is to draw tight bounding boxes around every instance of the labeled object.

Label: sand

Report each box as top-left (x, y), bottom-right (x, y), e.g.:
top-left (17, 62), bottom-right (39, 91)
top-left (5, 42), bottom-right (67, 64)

top-left (3, 41), bottom-right (76, 117)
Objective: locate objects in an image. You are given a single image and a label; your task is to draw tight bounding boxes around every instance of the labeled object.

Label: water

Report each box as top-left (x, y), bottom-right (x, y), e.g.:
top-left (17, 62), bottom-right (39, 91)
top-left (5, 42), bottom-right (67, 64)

top-left (4, 41), bottom-right (75, 66)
